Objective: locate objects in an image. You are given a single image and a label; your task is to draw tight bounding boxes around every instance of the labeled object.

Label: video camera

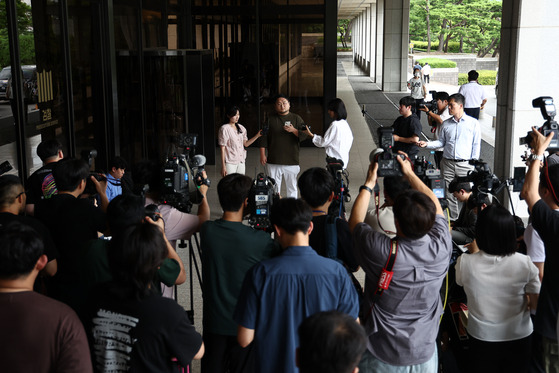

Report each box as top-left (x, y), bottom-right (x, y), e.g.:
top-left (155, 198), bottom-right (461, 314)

top-left (160, 133), bottom-right (210, 213)
top-left (247, 173), bottom-right (279, 231)
top-left (0, 161), bottom-right (13, 176)
top-left (519, 96), bottom-right (559, 152)
top-left (80, 149), bottom-right (108, 196)
top-left (326, 157), bottom-right (351, 217)
top-left (422, 90), bottom-right (439, 113)
top-left (370, 128), bottom-right (406, 177)
top-left (414, 156), bottom-right (446, 200)
top-left (464, 159), bottom-right (509, 208)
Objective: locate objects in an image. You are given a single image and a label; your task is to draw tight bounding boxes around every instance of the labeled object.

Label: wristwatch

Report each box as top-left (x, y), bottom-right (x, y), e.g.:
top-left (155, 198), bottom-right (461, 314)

top-left (529, 154), bottom-right (544, 163)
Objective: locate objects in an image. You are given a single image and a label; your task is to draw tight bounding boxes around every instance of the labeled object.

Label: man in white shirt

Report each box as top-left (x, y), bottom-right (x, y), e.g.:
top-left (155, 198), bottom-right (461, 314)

top-left (422, 63), bottom-right (431, 84)
top-left (418, 93), bottom-right (481, 221)
top-left (458, 70), bottom-right (487, 119)
top-left (419, 91), bottom-right (451, 168)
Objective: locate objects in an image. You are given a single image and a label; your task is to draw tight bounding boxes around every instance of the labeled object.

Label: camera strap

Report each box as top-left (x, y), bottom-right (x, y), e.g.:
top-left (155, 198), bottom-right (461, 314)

top-left (364, 239), bottom-right (399, 321)
top-left (374, 185), bottom-right (397, 236)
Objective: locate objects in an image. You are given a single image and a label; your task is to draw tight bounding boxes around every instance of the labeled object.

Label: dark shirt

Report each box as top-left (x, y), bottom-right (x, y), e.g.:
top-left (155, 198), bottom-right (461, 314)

top-left (35, 194), bottom-right (106, 282)
top-left (201, 219), bottom-right (279, 336)
top-left (392, 114), bottom-right (422, 157)
top-left (259, 112), bottom-right (308, 165)
top-left (309, 215), bottom-right (359, 271)
top-left (25, 163), bottom-right (58, 204)
top-left (532, 199), bottom-right (559, 340)
top-left (0, 212), bottom-right (58, 262)
top-left (86, 282), bottom-right (203, 372)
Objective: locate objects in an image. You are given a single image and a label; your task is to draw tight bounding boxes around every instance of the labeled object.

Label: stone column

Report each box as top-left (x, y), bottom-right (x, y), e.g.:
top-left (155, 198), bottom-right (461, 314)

top-left (495, 0), bottom-right (559, 215)
top-left (375, 0), bottom-right (384, 85)
top-left (381, 0), bottom-right (410, 92)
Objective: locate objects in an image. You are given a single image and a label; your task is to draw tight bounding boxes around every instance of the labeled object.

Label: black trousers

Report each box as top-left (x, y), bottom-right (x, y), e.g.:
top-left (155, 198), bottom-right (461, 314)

top-left (464, 107), bottom-right (481, 119)
top-left (201, 332), bottom-right (254, 373)
top-left (468, 333), bottom-right (531, 373)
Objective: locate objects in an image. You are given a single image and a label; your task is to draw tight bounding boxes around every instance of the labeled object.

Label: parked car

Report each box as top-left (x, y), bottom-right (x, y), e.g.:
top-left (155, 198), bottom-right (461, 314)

top-left (0, 65), bottom-right (37, 101)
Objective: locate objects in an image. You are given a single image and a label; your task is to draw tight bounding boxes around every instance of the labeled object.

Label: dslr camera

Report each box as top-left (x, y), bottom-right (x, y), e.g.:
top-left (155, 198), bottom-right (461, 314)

top-left (247, 173), bottom-right (279, 231)
top-left (370, 127), bottom-right (406, 177)
top-left (519, 96), bottom-right (559, 152)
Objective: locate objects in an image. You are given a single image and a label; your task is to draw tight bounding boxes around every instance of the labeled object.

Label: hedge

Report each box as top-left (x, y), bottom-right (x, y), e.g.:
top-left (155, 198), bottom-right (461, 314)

top-left (458, 70), bottom-right (497, 85)
top-left (416, 58), bottom-right (456, 68)
top-left (411, 40), bottom-right (461, 53)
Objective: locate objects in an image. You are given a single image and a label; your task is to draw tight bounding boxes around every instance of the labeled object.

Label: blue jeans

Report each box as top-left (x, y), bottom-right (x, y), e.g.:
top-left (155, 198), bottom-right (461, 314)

top-left (358, 348), bottom-right (438, 373)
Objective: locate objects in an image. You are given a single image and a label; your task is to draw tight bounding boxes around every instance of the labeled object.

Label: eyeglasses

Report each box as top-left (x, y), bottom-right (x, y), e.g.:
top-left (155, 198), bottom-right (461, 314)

top-left (276, 101), bottom-right (289, 106)
top-left (15, 191), bottom-right (25, 199)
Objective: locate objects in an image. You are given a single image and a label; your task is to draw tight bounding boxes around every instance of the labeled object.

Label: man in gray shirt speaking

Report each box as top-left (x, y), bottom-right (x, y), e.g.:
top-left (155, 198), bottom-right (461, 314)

top-left (348, 153), bottom-right (452, 372)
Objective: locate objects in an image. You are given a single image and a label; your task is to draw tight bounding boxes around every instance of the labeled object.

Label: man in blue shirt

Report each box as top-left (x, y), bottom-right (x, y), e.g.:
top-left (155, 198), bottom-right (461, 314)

top-left (234, 198), bottom-right (359, 373)
top-left (105, 156), bottom-right (127, 202)
top-left (419, 93), bottom-right (481, 220)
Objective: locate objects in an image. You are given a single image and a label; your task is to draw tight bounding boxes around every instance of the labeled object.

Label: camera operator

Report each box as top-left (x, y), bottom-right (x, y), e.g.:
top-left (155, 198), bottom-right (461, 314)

top-left (419, 91), bottom-right (451, 169)
top-left (392, 96), bottom-right (422, 158)
top-left (418, 93), bottom-right (481, 221)
top-left (34, 158), bottom-right (108, 312)
top-left (200, 173), bottom-right (280, 373)
top-left (520, 128), bottom-right (559, 371)
top-left (448, 178), bottom-right (489, 246)
top-left (132, 160), bottom-right (210, 243)
top-left (348, 152), bottom-right (452, 372)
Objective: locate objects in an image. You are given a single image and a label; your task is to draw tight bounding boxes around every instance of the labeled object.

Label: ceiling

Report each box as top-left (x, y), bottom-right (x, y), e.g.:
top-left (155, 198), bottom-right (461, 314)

top-left (338, 0), bottom-right (377, 20)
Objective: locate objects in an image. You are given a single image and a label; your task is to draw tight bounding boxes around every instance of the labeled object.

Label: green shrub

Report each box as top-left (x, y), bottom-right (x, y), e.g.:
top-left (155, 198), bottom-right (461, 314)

top-left (411, 40), bottom-right (461, 53)
top-left (416, 58), bottom-right (456, 68)
top-left (458, 70), bottom-right (496, 85)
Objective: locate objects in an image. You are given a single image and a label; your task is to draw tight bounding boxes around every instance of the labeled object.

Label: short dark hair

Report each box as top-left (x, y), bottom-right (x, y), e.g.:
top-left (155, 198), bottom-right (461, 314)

top-left (298, 167), bottom-right (335, 208)
top-left (108, 223), bottom-right (167, 298)
top-left (435, 91), bottom-right (449, 102)
top-left (270, 198), bottom-right (312, 235)
top-left (275, 94), bottom-right (290, 103)
top-left (449, 93), bottom-right (465, 106)
top-left (52, 158), bottom-right (89, 192)
top-left (217, 173), bottom-right (252, 212)
top-left (468, 70), bottom-right (479, 81)
top-left (467, 193), bottom-right (491, 210)
top-left (131, 159), bottom-right (161, 194)
top-left (449, 178), bottom-right (472, 193)
top-left (393, 190), bottom-right (436, 239)
top-left (476, 204), bottom-right (516, 256)
top-left (327, 98), bottom-right (347, 120)
top-left (399, 96), bottom-right (415, 108)
top-left (0, 175), bottom-right (23, 207)
top-left (0, 221), bottom-right (44, 279)
top-left (37, 139), bottom-right (62, 162)
top-left (383, 176), bottom-right (411, 201)
top-left (107, 194), bottom-right (145, 233)
top-left (540, 164), bottom-right (559, 205)
top-left (109, 156), bottom-right (128, 170)
top-left (298, 311), bottom-right (367, 373)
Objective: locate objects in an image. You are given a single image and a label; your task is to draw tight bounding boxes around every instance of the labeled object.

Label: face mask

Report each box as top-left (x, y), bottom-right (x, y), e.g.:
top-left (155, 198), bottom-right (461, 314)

top-left (414, 72), bottom-right (420, 78)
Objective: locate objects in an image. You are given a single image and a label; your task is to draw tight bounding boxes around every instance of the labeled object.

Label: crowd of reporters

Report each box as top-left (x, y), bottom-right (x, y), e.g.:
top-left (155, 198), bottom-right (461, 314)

top-left (0, 92), bottom-right (558, 373)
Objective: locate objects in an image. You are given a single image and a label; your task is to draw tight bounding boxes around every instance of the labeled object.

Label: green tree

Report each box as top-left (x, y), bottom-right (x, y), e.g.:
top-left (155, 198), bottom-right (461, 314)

top-left (0, 0), bottom-right (35, 68)
top-left (409, 0), bottom-right (501, 57)
top-left (338, 19), bottom-right (351, 48)
top-left (0, 0), bottom-right (33, 36)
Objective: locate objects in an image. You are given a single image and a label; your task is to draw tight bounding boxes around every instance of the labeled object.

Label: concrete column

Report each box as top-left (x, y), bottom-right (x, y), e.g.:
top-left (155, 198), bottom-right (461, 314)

top-left (365, 6), bottom-right (370, 74)
top-left (381, 0), bottom-right (410, 92)
top-left (375, 0), bottom-right (384, 84)
top-left (494, 0), bottom-right (559, 215)
top-left (369, 3), bottom-right (377, 80)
